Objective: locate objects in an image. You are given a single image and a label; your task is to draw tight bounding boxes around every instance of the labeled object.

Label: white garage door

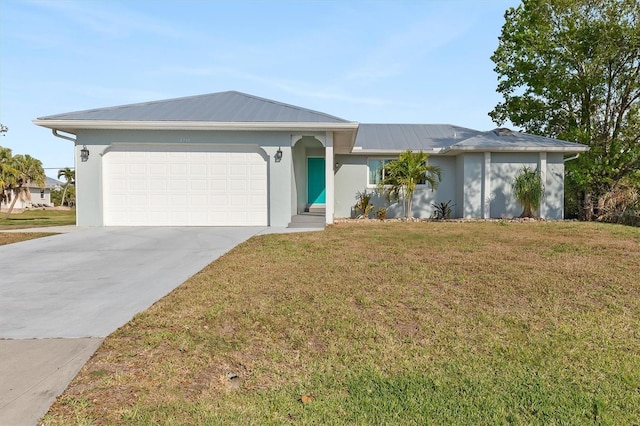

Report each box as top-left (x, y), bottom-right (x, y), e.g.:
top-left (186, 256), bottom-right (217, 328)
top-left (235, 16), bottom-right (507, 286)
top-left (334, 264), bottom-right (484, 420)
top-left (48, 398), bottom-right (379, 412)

top-left (103, 146), bottom-right (268, 226)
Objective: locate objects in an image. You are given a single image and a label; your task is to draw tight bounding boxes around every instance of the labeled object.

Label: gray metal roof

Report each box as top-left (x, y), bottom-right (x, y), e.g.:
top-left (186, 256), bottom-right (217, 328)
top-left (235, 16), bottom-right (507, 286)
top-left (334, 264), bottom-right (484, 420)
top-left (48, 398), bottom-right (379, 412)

top-left (354, 125), bottom-right (588, 153)
top-left (449, 128), bottom-right (590, 151)
top-left (27, 177), bottom-right (63, 189)
top-left (354, 124), bottom-right (482, 151)
top-left (37, 91), bottom-right (351, 123)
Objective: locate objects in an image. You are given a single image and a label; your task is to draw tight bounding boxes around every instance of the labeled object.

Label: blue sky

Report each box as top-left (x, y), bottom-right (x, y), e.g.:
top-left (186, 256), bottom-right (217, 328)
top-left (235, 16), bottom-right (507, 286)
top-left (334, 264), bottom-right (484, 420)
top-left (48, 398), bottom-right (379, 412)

top-left (0, 0), bottom-right (520, 178)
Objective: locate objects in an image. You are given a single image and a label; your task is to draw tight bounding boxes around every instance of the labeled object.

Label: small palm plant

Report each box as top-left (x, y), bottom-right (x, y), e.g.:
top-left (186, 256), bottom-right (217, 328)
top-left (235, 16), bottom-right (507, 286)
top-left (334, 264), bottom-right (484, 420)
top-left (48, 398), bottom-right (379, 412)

top-left (354, 190), bottom-right (374, 219)
top-left (512, 167), bottom-right (545, 218)
top-left (379, 150), bottom-right (442, 218)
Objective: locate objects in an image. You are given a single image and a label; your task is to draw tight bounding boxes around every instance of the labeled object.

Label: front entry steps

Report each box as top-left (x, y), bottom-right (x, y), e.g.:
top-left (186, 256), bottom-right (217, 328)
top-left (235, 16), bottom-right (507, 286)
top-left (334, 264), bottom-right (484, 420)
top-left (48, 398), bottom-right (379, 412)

top-left (305, 204), bottom-right (325, 214)
top-left (287, 212), bottom-right (325, 229)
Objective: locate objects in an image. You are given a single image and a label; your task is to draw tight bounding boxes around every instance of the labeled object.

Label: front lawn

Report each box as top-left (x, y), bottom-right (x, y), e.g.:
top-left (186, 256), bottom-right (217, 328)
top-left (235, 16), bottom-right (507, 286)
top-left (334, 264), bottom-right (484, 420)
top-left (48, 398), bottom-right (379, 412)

top-left (0, 209), bottom-right (76, 229)
top-left (0, 232), bottom-right (56, 246)
top-left (41, 221), bottom-right (640, 425)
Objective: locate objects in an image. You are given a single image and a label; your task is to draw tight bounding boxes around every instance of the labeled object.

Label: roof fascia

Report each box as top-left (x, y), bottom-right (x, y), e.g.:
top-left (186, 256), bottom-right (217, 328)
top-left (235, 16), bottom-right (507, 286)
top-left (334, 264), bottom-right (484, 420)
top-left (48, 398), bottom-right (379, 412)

top-left (349, 147), bottom-right (445, 155)
top-left (32, 119), bottom-right (359, 133)
top-left (440, 146), bottom-right (590, 154)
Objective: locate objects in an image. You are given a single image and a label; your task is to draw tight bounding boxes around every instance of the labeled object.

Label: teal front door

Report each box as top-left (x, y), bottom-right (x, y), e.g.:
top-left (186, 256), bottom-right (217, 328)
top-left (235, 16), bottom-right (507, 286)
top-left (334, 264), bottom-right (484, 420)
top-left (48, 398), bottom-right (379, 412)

top-left (307, 157), bottom-right (326, 204)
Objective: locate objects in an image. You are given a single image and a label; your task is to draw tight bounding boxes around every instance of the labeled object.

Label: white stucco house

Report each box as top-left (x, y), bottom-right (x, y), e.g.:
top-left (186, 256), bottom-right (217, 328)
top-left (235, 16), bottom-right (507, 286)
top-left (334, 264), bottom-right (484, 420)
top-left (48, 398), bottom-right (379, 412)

top-left (1, 177), bottom-right (61, 210)
top-left (33, 91), bottom-right (588, 227)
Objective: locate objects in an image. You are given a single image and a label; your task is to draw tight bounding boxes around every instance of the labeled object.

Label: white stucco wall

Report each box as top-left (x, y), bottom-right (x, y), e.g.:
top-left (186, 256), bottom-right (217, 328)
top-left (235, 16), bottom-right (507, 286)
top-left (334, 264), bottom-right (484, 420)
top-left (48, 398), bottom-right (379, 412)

top-left (488, 152), bottom-right (565, 219)
top-left (74, 129), bottom-right (295, 227)
top-left (334, 154), bottom-right (456, 219)
top-left (458, 153), bottom-right (484, 218)
top-left (490, 152), bottom-right (538, 218)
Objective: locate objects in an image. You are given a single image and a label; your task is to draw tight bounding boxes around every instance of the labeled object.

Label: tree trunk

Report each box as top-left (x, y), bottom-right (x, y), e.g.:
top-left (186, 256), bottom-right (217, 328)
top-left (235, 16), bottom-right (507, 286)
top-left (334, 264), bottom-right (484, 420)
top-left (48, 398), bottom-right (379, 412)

top-left (4, 187), bottom-right (21, 219)
top-left (520, 203), bottom-right (534, 218)
top-left (596, 194), bottom-right (607, 221)
top-left (61, 183), bottom-right (68, 207)
top-left (583, 192), bottom-right (594, 221)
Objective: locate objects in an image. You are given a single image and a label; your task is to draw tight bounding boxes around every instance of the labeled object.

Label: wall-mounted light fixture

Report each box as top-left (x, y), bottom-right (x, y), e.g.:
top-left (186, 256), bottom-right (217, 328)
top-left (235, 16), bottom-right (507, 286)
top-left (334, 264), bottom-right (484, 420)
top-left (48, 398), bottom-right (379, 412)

top-left (80, 145), bottom-right (90, 162)
top-left (274, 147), bottom-right (283, 162)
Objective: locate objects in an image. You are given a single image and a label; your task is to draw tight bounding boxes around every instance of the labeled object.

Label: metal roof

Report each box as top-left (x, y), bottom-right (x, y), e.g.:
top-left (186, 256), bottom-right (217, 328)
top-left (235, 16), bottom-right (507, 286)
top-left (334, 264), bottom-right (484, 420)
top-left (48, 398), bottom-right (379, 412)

top-left (354, 124), bottom-right (482, 151)
top-left (34, 91), bottom-right (588, 154)
top-left (354, 125), bottom-right (588, 153)
top-left (36, 91), bottom-right (351, 124)
top-left (27, 177), bottom-right (63, 189)
top-left (447, 128), bottom-right (590, 152)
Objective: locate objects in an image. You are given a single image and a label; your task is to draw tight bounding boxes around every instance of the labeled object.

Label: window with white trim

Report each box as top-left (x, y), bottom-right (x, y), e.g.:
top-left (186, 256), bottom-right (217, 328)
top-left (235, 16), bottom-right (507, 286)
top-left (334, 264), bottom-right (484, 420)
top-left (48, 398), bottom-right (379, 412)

top-left (368, 158), bottom-right (432, 186)
top-left (368, 159), bottom-right (393, 185)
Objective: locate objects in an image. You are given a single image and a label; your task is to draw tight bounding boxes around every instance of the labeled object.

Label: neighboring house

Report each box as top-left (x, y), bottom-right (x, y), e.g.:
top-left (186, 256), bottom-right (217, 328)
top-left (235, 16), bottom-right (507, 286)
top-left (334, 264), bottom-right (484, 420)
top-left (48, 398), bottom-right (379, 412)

top-left (33, 91), bottom-right (588, 227)
top-left (3, 177), bottom-right (61, 209)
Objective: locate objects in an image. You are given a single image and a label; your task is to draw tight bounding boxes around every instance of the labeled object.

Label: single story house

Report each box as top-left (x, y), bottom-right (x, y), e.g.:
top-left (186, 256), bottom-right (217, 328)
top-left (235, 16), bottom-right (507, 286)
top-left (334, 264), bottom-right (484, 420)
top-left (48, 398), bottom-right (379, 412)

top-left (33, 91), bottom-right (588, 227)
top-left (1, 177), bottom-right (61, 210)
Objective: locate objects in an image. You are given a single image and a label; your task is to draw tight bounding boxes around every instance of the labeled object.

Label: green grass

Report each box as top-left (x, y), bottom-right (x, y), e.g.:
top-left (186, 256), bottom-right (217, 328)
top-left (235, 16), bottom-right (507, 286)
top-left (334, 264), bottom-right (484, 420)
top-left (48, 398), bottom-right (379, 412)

top-left (0, 209), bottom-right (76, 229)
top-left (41, 221), bottom-right (640, 425)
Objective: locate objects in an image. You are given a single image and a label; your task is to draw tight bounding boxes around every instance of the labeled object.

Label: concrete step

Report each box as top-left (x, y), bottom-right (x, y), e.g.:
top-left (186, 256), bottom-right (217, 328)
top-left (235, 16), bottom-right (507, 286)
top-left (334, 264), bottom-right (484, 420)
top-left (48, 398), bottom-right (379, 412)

top-left (306, 205), bottom-right (326, 214)
top-left (287, 214), bottom-right (326, 228)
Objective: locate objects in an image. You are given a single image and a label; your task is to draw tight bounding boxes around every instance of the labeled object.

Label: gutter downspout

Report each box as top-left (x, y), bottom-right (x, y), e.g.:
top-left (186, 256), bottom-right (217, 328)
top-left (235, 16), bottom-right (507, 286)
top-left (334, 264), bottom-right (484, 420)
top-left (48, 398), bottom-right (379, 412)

top-left (52, 129), bottom-right (76, 142)
top-left (563, 153), bottom-right (580, 162)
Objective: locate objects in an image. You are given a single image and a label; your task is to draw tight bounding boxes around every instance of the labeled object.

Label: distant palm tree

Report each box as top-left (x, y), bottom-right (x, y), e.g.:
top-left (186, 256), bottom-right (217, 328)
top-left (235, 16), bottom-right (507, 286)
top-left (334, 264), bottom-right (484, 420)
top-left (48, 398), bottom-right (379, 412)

top-left (3, 154), bottom-right (46, 218)
top-left (379, 150), bottom-right (442, 218)
top-left (0, 146), bottom-right (19, 208)
top-left (57, 167), bottom-right (75, 207)
top-left (512, 167), bottom-right (545, 218)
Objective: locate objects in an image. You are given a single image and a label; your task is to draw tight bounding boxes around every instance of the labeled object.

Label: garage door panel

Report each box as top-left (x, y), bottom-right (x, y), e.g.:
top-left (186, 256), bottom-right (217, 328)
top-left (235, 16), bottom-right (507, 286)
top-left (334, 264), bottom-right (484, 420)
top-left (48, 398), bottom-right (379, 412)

top-left (170, 164), bottom-right (188, 175)
top-left (170, 180), bottom-right (188, 191)
top-left (190, 179), bottom-right (207, 191)
top-left (104, 146), bottom-right (267, 226)
top-left (128, 163), bottom-right (147, 175)
top-left (149, 180), bottom-right (168, 191)
top-left (230, 180), bottom-right (247, 191)
top-left (149, 164), bottom-right (167, 175)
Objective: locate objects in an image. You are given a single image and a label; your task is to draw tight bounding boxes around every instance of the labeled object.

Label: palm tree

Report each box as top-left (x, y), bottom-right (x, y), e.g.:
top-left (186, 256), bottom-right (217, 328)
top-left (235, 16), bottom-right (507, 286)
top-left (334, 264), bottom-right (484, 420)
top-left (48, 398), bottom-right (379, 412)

top-left (512, 167), bottom-right (545, 218)
top-left (379, 150), bottom-right (442, 218)
top-left (57, 167), bottom-right (75, 207)
top-left (0, 146), bottom-right (19, 208)
top-left (3, 154), bottom-right (46, 218)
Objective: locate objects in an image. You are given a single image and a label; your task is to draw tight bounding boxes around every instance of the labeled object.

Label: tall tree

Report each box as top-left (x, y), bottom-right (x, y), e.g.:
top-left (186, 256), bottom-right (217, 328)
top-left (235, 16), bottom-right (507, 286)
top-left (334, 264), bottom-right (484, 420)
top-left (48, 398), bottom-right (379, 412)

top-left (490, 0), bottom-right (640, 220)
top-left (0, 146), bottom-right (19, 207)
top-left (379, 150), bottom-right (441, 218)
top-left (3, 154), bottom-right (46, 218)
top-left (57, 167), bottom-right (75, 207)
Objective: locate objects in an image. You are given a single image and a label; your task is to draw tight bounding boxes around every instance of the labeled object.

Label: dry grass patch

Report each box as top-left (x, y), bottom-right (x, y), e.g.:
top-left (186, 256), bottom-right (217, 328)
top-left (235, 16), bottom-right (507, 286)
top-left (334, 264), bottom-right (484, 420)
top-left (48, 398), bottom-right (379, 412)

top-left (41, 221), bottom-right (640, 425)
top-left (0, 232), bottom-right (55, 245)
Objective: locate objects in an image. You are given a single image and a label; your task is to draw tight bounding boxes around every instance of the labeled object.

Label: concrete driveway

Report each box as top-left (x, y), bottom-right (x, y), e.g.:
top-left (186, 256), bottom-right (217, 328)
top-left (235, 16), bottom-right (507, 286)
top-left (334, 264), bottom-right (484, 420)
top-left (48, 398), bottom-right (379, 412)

top-left (0, 226), bottom-right (271, 425)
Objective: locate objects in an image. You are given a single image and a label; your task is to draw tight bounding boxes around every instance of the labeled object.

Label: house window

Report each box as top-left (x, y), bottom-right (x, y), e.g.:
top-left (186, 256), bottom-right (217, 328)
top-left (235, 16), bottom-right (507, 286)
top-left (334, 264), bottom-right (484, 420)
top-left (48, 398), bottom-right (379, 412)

top-left (368, 158), bottom-right (431, 186)
top-left (40, 190), bottom-right (45, 199)
top-left (368, 159), bottom-right (393, 185)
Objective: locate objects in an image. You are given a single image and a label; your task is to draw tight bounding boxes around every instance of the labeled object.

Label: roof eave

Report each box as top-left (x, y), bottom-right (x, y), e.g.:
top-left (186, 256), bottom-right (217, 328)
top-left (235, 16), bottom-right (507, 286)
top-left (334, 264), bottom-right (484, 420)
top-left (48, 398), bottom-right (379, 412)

top-left (32, 119), bottom-right (359, 133)
top-left (348, 147), bottom-right (445, 155)
top-left (441, 146), bottom-right (590, 154)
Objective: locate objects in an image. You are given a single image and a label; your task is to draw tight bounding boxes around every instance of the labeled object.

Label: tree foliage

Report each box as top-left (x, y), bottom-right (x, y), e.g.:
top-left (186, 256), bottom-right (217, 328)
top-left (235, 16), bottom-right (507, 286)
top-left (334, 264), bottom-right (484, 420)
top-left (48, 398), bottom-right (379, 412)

top-left (57, 167), bottom-right (75, 207)
top-left (0, 147), bottom-right (46, 217)
top-left (491, 0), bottom-right (640, 220)
top-left (379, 150), bottom-right (441, 218)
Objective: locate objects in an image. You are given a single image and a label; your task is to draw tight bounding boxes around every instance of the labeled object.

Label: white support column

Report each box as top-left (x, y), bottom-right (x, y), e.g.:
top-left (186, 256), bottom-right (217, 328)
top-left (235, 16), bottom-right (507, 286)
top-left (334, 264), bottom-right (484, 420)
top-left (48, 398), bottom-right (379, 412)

top-left (539, 152), bottom-right (547, 219)
top-left (483, 152), bottom-right (491, 219)
top-left (325, 132), bottom-right (334, 225)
